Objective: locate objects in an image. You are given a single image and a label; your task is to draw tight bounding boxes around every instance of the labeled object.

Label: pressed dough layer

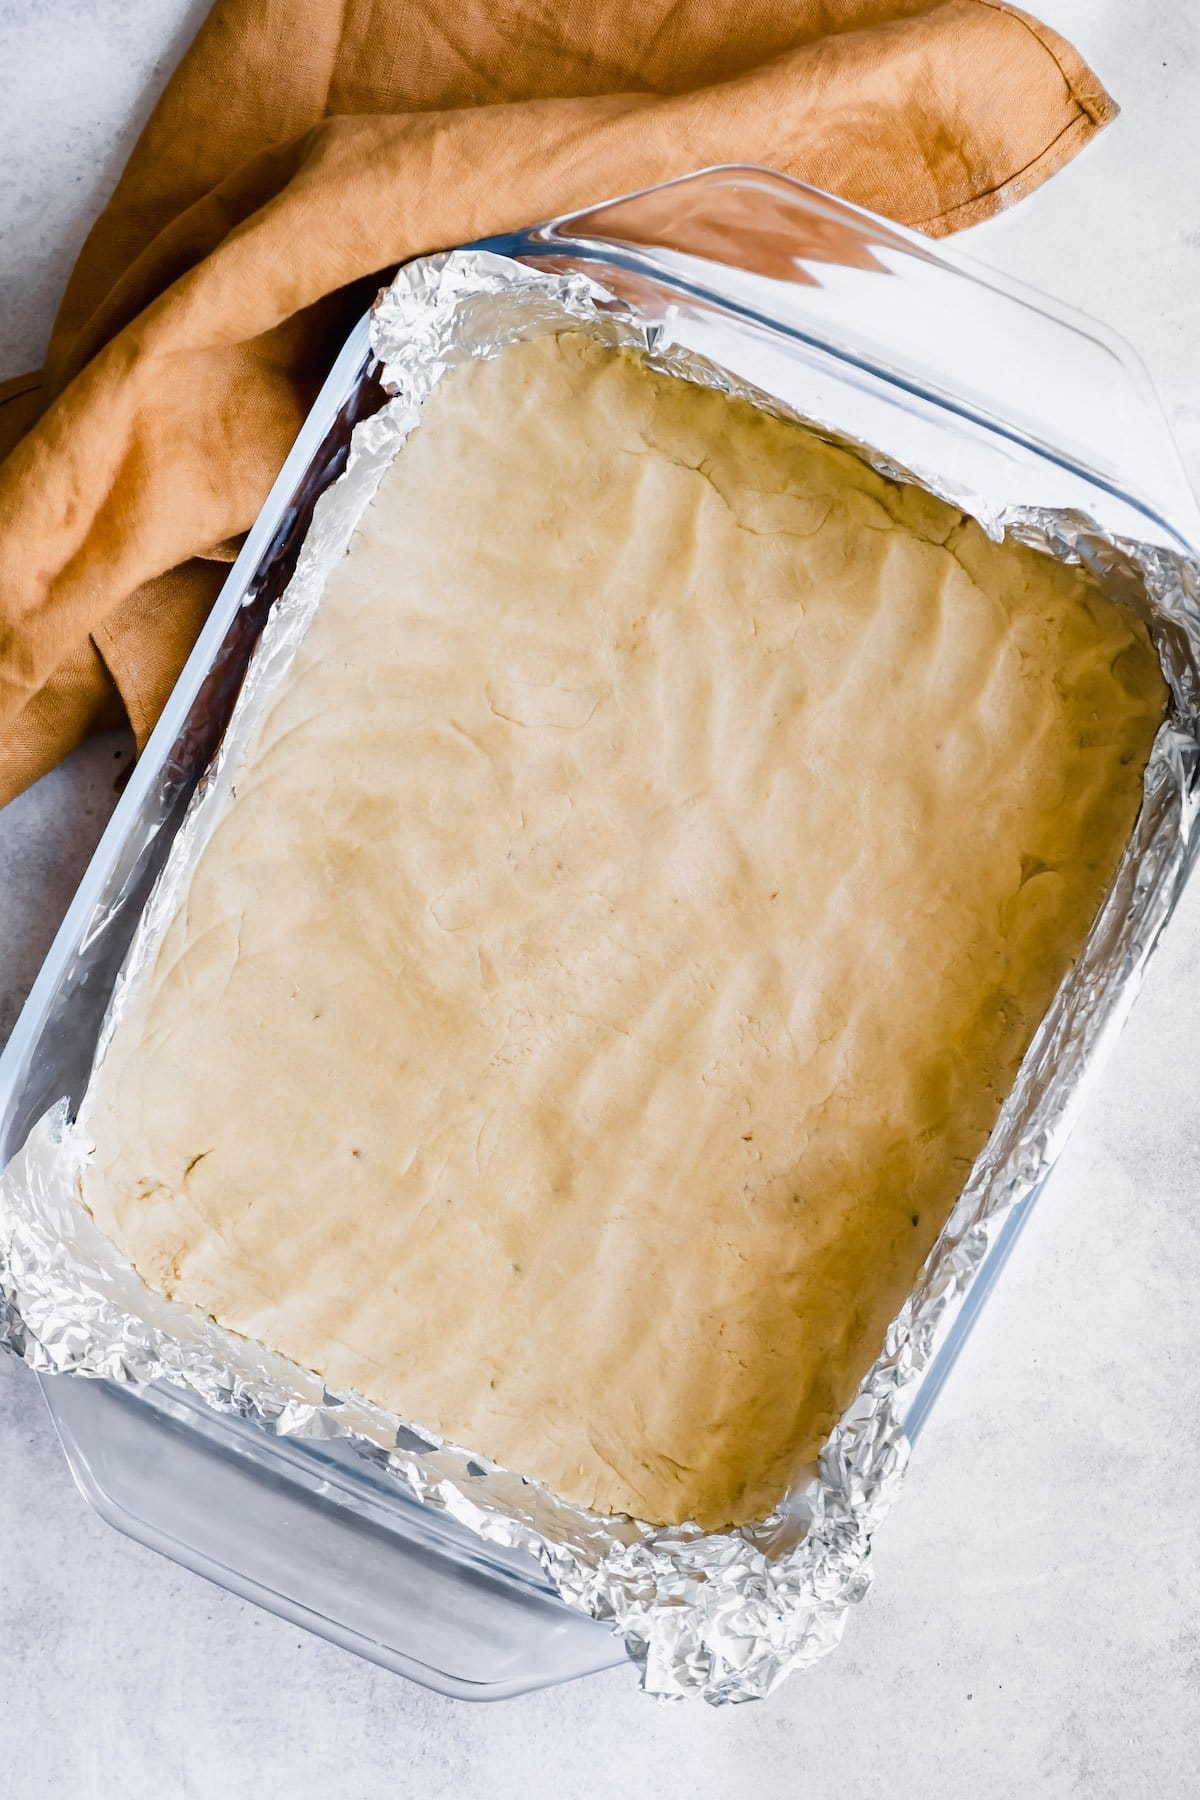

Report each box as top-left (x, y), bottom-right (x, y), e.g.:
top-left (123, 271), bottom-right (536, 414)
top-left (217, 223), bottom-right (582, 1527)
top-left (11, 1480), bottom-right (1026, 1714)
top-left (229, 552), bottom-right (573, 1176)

top-left (82, 333), bottom-right (1165, 1528)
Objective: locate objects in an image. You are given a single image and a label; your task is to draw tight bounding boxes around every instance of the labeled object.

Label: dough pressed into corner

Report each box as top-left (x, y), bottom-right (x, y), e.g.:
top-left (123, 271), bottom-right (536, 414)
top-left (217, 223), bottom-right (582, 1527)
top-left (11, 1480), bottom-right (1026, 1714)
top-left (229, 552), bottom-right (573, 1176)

top-left (81, 333), bottom-right (1166, 1528)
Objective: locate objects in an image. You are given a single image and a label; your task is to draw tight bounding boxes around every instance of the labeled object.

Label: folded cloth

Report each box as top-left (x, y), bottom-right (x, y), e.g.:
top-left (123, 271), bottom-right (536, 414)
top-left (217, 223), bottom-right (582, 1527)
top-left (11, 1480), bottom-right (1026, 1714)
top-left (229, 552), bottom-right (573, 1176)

top-left (0, 0), bottom-right (1114, 804)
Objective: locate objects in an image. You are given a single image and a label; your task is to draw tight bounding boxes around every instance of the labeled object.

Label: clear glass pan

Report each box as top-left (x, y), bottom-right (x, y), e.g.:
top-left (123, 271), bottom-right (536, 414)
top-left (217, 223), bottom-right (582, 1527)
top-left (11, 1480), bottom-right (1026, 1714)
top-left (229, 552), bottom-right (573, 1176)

top-left (3, 167), bottom-right (1195, 1699)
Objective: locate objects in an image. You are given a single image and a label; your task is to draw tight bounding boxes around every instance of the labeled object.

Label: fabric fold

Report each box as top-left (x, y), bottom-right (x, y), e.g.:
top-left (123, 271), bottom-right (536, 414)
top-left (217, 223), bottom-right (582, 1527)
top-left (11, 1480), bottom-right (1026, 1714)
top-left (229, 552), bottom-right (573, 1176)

top-left (0, 0), bottom-right (1116, 801)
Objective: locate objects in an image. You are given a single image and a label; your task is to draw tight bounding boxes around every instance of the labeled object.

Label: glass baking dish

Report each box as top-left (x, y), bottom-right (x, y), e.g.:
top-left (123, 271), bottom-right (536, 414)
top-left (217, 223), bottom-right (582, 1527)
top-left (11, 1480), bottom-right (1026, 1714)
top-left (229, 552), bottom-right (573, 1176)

top-left (2, 167), bottom-right (1196, 1701)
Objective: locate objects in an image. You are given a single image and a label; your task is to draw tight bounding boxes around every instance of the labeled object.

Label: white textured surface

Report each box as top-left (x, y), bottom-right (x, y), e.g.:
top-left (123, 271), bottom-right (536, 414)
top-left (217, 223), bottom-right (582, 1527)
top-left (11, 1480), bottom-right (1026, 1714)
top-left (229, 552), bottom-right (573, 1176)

top-left (2, 3), bottom-right (1199, 1794)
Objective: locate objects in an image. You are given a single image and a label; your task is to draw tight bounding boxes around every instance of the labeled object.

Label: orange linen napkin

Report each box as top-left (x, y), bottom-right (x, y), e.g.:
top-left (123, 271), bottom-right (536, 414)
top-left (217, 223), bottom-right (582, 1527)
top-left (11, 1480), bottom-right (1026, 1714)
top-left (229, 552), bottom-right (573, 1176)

top-left (0, 0), bottom-right (1115, 804)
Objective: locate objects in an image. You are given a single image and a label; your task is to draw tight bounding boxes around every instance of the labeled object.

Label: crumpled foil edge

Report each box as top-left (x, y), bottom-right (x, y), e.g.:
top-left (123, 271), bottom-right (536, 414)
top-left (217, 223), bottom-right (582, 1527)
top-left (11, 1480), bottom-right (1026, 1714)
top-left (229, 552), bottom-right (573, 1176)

top-left (3, 250), bottom-right (1199, 1704)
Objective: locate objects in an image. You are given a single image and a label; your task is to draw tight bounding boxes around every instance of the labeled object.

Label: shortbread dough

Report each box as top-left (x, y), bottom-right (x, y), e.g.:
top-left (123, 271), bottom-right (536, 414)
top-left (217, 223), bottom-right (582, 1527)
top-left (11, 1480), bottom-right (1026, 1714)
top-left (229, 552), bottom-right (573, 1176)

top-left (81, 333), bottom-right (1165, 1528)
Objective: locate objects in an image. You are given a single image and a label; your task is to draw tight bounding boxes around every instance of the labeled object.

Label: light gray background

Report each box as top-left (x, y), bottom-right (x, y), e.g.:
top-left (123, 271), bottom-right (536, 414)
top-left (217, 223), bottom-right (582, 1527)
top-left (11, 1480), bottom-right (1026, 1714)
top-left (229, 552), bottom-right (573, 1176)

top-left (2, 5), bottom-right (1198, 1795)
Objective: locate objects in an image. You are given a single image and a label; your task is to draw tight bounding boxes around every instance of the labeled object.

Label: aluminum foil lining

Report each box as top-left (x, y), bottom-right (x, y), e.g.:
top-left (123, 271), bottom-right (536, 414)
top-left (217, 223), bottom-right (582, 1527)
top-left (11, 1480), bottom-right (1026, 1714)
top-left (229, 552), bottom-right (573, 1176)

top-left (3, 250), bottom-right (1200, 1705)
